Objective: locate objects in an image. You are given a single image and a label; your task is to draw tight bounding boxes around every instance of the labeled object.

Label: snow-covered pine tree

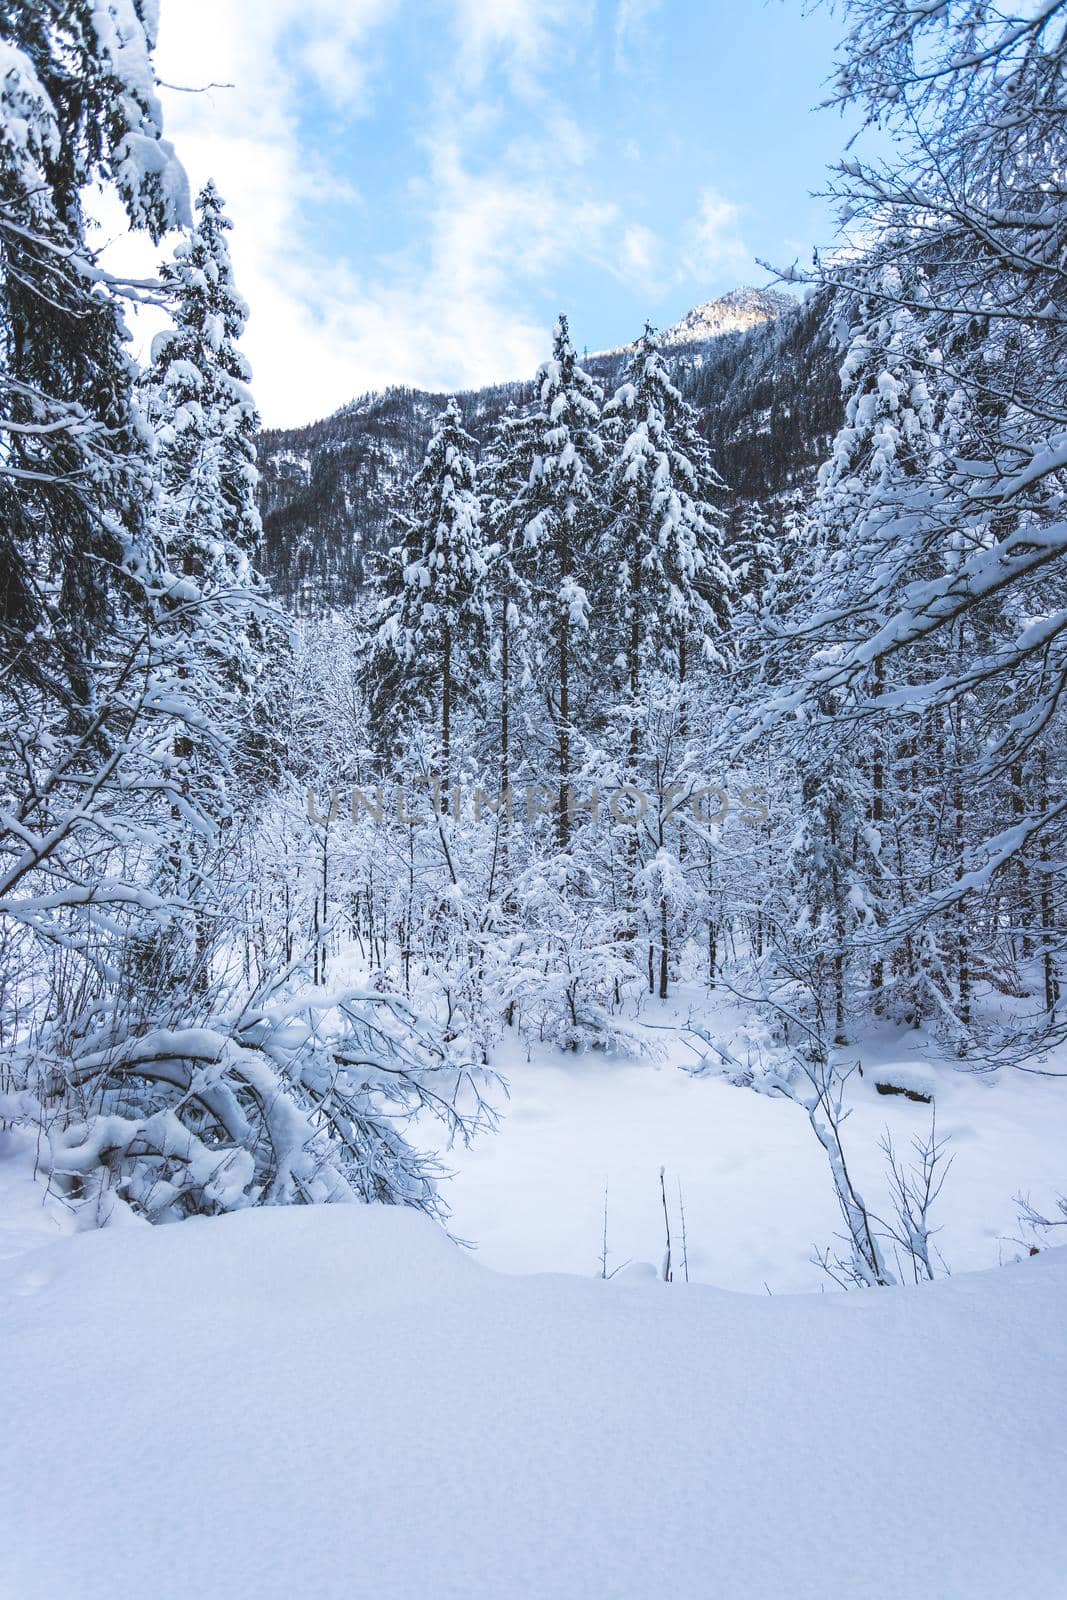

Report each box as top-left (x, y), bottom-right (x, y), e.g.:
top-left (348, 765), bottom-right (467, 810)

top-left (0, 1), bottom-right (188, 711)
top-left (483, 316), bottom-right (604, 851)
top-left (601, 324), bottom-right (732, 958)
top-left (603, 323), bottom-right (732, 710)
top-left (366, 398), bottom-right (489, 802)
top-left (773, 267), bottom-right (951, 1037)
top-left (732, 501), bottom-right (778, 617)
top-left (135, 181), bottom-right (284, 995)
top-left (480, 402), bottom-right (535, 876)
top-left (148, 181), bottom-right (262, 582)
top-left (0, 0), bottom-right (192, 1018)
top-left (144, 180), bottom-right (282, 780)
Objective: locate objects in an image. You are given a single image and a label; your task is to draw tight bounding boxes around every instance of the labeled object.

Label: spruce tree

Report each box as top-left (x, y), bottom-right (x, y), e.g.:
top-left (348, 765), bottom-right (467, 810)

top-left (769, 267), bottom-right (967, 1040)
top-left (139, 182), bottom-right (280, 991)
top-left (602, 324), bottom-right (732, 947)
top-left (367, 398), bottom-right (489, 800)
top-left (144, 181), bottom-right (280, 779)
top-left (0, 2), bottom-right (189, 710)
top-left (480, 403), bottom-right (535, 872)
top-left (732, 501), bottom-right (778, 617)
top-left (148, 181), bottom-right (263, 582)
top-left (603, 323), bottom-right (731, 735)
top-left (485, 316), bottom-right (604, 850)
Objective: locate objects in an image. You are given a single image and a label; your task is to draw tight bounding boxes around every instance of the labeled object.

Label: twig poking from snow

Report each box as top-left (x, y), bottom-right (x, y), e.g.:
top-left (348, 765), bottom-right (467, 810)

top-left (659, 1165), bottom-right (673, 1283)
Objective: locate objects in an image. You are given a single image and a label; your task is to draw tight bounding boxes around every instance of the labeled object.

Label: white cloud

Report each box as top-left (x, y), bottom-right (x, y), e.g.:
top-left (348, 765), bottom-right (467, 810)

top-left (449, 0), bottom-right (595, 93)
top-left (116, 0), bottom-right (624, 426)
top-left (103, 0), bottom-right (745, 428)
top-left (680, 187), bottom-right (751, 284)
top-left (323, 128), bottom-right (623, 397)
top-left (613, 0), bottom-right (664, 69)
top-left (159, 0), bottom-right (394, 120)
top-left (133, 0), bottom-right (399, 424)
top-left (618, 223), bottom-right (663, 287)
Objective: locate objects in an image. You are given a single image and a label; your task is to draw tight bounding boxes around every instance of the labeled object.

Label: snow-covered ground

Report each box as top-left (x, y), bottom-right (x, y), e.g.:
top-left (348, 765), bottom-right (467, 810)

top-left (431, 993), bottom-right (1067, 1294)
top-left (2, 1201), bottom-right (1065, 1600)
top-left (4, 992), bottom-right (1065, 1598)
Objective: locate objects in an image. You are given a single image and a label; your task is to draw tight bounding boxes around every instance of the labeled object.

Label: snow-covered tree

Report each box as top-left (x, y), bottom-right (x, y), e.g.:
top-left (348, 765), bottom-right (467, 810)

top-left (732, 501), bottom-right (779, 617)
top-left (489, 315), bottom-right (604, 850)
top-left (147, 181), bottom-right (263, 582)
top-left (765, 271), bottom-right (952, 1036)
top-left (132, 182), bottom-right (286, 995)
top-left (603, 323), bottom-right (732, 705)
top-left (0, 2), bottom-right (188, 710)
top-left (144, 181), bottom-right (284, 778)
top-left (367, 398), bottom-right (489, 800)
top-left (601, 324), bottom-right (733, 954)
top-left (480, 402), bottom-right (535, 872)
top-left (775, 0), bottom-right (1067, 1051)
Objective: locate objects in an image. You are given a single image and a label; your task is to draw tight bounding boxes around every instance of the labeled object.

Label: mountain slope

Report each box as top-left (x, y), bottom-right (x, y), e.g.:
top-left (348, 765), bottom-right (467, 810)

top-left (592, 285), bottom-right (795, 355)
top-left (256, 289), bottom-right (839, 608)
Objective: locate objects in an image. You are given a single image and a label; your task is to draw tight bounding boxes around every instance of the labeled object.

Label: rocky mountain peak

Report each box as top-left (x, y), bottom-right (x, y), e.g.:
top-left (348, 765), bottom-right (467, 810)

top-left (659, 286), bottom-right (796, 347)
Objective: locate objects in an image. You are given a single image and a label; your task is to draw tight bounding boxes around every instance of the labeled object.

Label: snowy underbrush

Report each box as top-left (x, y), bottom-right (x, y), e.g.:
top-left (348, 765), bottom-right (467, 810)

top-left (0, 980), bottom-right (498, 1229)
top-left (2, 1200), bottom-right (1065, 1600)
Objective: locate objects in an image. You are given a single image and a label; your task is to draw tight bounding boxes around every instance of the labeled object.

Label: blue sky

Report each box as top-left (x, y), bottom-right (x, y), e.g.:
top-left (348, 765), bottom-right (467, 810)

top-left (146, 0), bottom-right (861, 426)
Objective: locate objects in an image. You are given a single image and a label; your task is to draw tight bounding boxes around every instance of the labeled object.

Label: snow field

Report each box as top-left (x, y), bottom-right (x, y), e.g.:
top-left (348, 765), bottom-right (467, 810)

top-left (2, 1201), bottom-right (1065, 1600)
top-left (434, 1010), bottom-right (1067, 1294)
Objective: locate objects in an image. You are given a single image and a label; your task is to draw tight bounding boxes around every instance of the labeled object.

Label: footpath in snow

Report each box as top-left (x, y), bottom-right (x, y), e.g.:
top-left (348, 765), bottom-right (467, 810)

top-left (2, 1202), bottom-right (1065, 1600)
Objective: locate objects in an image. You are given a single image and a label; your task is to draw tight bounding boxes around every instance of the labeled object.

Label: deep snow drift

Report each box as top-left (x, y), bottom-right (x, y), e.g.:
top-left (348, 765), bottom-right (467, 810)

top-left (2, 1202), bottom-right (1065, 1600)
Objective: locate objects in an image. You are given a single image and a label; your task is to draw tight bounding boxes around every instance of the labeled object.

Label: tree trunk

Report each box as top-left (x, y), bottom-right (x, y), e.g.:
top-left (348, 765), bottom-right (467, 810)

top-left (677, 632), bottom-right (688, 865)
top-left (558, 603), bottom-right (571, 851)
top-left (623, 554), bottom-right (641, 947)
top-left (869, 657), bottom-right (885, 1008)
top-left (500, 593), bottom-right (511, 874)
top-left (441, 622), bottom-right (452, 807)
top-left (557, 536), bottom-right (571, 852)
top-left (659, 896), bottom-right (669, 999)
top-left (829, 806), bottom-right (848, 1045)
top-left (1039, 749), bottom-right (1060, 1017)
top-left (953, 769), bottom-right (971, 1045)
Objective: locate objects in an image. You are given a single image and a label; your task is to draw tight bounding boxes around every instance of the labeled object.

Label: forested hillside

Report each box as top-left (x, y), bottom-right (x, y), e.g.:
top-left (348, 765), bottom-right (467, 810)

top-left (257, 289), bottom-right (840, 607)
